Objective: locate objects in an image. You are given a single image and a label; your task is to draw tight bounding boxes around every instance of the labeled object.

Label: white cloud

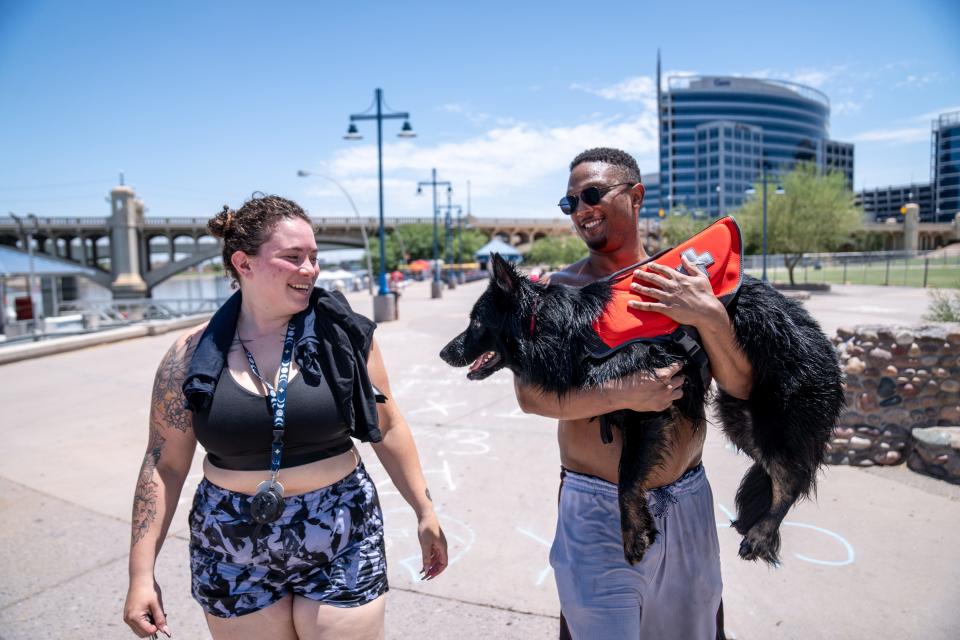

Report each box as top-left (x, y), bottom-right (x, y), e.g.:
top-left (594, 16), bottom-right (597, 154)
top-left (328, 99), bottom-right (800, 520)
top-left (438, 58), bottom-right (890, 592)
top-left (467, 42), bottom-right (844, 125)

top-left (437, 102), bottom-right (491, 127)
top-left (571, 70), bottom-right (700, 104)
top-left (571, 76), bottom-right (656, 104)
top-left (833, 100), bottom-right (863, 116)
top-left (850, 127), bottom-right (929, 144)
top-left (896, 72), bottom-right (940, 89)
top-left (312, 112), bottom-right (660, 218)
top-left (917, 105), bottom-right (960, 122)
top-left (741, 66), bottom-right (846, 89)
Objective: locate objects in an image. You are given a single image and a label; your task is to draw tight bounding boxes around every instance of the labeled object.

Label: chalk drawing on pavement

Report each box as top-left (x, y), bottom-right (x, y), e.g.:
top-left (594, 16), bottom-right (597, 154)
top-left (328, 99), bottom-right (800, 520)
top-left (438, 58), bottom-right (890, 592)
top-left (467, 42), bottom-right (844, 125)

top-left (716, 502), bottom-right (855, 567)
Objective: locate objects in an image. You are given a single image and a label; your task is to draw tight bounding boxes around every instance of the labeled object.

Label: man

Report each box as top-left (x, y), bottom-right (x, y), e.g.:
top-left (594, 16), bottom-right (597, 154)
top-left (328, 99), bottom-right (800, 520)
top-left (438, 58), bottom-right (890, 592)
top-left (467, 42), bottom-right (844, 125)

top-left (514, 148), bottom-right (752, 639)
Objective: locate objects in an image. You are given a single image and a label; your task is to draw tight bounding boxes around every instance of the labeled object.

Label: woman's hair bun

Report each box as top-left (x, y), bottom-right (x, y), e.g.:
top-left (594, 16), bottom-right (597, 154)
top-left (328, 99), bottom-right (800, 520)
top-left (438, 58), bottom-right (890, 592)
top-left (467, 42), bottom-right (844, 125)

top-left (207, 205), bottom-right (236, 238)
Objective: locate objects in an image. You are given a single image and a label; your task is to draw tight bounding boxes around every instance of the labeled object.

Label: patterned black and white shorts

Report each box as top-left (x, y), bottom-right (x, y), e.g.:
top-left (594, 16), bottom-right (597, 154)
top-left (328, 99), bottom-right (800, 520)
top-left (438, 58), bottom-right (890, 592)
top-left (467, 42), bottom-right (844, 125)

top-left (189, 461), bottom-right (388, 618)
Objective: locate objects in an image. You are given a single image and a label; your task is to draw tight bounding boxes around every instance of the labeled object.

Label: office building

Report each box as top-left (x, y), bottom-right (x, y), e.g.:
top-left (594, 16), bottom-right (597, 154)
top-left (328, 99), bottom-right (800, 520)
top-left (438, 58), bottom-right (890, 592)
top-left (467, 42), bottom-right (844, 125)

top-left (932, 111), bottom-right (960, 221)
top-left (656, 61), bottom-right (853, 217)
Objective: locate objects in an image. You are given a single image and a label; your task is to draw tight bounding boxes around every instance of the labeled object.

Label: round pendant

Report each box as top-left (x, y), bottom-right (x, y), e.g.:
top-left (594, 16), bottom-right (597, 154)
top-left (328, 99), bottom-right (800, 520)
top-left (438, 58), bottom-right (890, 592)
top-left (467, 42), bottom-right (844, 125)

top-left (255, 479), bottom-right (285, 497)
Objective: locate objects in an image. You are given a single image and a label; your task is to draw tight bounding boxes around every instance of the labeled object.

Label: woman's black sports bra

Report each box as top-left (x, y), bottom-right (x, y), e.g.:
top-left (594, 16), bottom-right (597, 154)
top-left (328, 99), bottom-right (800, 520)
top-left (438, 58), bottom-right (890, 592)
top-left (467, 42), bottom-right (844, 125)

top-left (192, 368), bottom-right (353, 471)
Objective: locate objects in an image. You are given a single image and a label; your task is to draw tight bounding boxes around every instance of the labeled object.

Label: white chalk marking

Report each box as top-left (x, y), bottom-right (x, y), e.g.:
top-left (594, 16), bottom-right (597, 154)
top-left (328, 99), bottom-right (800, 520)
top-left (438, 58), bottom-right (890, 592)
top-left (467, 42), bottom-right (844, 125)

top-left (716, 502), bottom-right (855, 566)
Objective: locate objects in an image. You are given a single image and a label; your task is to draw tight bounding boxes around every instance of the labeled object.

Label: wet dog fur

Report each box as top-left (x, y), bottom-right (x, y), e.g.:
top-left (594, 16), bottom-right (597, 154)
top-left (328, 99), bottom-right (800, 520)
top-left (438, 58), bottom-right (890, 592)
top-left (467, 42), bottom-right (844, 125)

top-left (440, 254), bottom-right (844, 565)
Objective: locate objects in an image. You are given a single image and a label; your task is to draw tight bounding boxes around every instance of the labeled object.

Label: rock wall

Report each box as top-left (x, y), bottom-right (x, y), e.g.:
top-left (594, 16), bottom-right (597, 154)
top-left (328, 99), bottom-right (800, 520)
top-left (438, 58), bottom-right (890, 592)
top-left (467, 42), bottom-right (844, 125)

top-left (909, 426), bottom-right (960, 484)
top-left (829, 324), bottom-right (960, 472)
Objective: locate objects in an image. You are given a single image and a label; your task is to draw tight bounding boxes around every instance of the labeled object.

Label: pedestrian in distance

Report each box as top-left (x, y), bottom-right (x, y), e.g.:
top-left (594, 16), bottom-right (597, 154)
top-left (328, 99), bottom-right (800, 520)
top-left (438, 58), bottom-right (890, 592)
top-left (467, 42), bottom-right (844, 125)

top-left (123, 194), bottom-right (447, 639)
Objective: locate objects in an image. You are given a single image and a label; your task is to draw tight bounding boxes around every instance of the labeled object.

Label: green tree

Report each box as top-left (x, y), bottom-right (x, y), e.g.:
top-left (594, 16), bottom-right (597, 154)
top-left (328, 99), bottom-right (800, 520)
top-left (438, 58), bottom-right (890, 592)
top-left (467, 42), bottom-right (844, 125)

top-left (526, 235), bottom-right (588, 269)
top-left (366, 223), bottom-right (489, 273)
top-left (659, 206), bottom-right (713, 246)
top-left (733, 164), bottom-right (862, 285)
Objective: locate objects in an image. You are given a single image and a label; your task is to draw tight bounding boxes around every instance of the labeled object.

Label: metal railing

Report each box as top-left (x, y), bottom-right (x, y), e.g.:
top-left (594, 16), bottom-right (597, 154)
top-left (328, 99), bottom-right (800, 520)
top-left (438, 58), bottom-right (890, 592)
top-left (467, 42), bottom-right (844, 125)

top-left (744, 249), bottom-right (960, 288)
top-left (57, 297), bottom-right (225, 323)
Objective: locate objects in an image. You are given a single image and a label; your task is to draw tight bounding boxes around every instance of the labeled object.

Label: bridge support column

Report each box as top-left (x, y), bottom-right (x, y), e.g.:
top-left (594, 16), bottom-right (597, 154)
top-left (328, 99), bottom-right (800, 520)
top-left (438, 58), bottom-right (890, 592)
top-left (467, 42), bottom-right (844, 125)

top-left (109, 185), bottom-right (148, 298)
top-left (79, 235), bottom-right (89, 267)
top-left (903, 203), bottom-right (919, 253)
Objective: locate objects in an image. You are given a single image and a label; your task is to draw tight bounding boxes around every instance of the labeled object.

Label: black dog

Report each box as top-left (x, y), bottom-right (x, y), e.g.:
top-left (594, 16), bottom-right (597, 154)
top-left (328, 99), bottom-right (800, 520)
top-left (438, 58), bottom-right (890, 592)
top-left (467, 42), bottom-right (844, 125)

top-left (440, 254), bottom-right (844, 565)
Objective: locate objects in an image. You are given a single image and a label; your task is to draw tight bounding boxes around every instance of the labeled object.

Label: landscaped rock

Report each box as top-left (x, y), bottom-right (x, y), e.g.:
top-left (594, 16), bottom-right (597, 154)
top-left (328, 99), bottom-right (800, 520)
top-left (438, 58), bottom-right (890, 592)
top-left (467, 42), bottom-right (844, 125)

top-left (831, 323), bottom-right (960, 478)
top-left (894, 330), bottom-right (914, 346)
top-left (941, 379), bottom-right (960, 394)
top-left (877, 377), bottom-right (897, 398)
top-left (939, 406), bottom-right (960, 423)
top-left (845, 357), bottom-right (865, 375)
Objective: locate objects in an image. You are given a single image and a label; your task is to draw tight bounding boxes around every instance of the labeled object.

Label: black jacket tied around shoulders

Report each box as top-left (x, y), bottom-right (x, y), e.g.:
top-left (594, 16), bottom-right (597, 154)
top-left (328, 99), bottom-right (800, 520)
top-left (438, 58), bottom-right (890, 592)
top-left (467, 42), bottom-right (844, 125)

top-left (181, 287), bottom-right (383, 443)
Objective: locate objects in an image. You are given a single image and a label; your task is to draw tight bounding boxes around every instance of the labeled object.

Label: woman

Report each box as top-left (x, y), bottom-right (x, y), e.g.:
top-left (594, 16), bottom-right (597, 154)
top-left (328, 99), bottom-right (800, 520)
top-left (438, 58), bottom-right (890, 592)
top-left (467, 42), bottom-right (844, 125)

top-left (123, 195), bottom-right (447, 639)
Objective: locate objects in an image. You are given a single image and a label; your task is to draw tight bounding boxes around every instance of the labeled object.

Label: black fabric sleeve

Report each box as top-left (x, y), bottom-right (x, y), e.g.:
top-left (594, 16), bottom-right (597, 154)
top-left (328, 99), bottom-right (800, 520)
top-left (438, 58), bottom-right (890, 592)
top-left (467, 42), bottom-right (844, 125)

top-left (329, 290), bottom-right (377, 356)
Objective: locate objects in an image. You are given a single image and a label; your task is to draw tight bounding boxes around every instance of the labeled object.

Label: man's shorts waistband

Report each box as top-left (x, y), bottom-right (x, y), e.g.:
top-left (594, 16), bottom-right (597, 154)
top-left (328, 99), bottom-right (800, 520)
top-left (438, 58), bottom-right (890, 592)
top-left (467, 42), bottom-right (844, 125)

top-left (560, 463), bottom-right (706, 500)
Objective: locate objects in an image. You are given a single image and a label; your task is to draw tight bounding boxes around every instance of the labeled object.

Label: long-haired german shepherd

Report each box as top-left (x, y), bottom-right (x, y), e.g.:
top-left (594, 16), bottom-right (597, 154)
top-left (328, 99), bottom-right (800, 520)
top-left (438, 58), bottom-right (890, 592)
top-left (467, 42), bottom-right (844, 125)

top-left (440, 254), bottom-right (843, 565)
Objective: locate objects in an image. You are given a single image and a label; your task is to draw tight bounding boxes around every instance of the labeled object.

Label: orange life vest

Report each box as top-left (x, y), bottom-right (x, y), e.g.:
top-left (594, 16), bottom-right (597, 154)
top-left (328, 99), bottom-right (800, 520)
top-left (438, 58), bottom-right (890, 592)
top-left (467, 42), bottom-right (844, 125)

top-left (589, 215), bottom-right (743, 358)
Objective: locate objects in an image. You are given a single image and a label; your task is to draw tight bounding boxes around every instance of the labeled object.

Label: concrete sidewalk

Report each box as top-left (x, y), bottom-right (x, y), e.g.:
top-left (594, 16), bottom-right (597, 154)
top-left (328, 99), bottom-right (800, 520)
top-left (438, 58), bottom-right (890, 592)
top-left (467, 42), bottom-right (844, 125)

top-left (1, 279), bottom-right (958, 639)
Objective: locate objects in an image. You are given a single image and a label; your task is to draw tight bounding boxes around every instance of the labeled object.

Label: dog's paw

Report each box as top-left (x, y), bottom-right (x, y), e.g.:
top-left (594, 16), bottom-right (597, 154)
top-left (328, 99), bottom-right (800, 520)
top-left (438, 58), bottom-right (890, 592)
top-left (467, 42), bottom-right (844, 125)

top-left (737, 528), bottom-right (781, 566)
top-left (623, 525), bottom-right (658, 565)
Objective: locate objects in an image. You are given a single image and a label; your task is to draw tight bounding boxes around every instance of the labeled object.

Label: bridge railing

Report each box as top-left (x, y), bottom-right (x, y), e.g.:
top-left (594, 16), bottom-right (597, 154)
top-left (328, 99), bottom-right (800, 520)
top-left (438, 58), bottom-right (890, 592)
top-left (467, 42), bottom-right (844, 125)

top-left (0, 216), bottom-right (112, 227)
top-left (58, 298), bottom-right (224, 324)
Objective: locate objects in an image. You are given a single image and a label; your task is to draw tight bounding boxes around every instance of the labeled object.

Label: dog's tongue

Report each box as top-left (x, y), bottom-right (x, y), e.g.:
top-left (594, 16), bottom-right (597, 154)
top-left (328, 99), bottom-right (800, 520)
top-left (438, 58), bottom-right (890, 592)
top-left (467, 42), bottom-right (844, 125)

top-left (469, 352), bottom-right (491, 373)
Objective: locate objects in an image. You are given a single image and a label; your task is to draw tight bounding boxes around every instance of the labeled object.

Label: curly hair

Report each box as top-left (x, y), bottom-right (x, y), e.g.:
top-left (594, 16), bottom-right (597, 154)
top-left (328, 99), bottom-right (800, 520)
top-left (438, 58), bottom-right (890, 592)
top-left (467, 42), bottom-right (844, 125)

top-left (570, 147), bottom-right (642, 184)
top-left (207, 194), bottom-right (312, 282)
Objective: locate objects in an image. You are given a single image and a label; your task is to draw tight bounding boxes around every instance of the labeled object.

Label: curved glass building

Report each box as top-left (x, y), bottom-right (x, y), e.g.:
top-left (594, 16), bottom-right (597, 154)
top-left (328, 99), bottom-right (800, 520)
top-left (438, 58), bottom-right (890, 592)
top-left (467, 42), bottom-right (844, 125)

top-left (657, 75), bottom-right (853, 217)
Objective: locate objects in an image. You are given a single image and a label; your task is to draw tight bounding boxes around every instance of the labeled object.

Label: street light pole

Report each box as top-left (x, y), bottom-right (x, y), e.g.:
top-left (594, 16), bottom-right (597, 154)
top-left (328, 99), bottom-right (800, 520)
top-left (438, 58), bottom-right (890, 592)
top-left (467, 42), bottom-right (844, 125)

top-left (438, 203), bottom-right (463, 283)
top-left (444, 186), bottom-right (453, 287)
top-left (417, 169), bottom-right (452, 299)
top-left (746, 161), bottom-right (784, 283)
top-left (296, 170), bottom-right (374, 295)
top-left (762, 161), bottom-right (769, 282)
top-left (10, 212), bottom-right (40, 331)
top-left (343, 88), bottom-right (416, 322)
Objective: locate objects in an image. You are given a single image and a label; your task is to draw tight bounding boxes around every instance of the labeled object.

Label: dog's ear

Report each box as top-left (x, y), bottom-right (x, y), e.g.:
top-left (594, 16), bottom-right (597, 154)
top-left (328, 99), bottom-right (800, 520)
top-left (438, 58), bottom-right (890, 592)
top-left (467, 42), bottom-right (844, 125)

top-left (491, 253), bottom-right (520, 295)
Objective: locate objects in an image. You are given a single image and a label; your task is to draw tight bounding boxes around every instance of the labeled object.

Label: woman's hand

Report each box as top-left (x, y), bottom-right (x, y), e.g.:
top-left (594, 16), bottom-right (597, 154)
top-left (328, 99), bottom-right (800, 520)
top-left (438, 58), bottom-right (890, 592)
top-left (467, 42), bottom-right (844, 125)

top-left (417, 511), bottom-right (449, 580)
top-left (627, 253), bottom-right (726, 329)
top-left (123, 577), bottom-right (170, 637)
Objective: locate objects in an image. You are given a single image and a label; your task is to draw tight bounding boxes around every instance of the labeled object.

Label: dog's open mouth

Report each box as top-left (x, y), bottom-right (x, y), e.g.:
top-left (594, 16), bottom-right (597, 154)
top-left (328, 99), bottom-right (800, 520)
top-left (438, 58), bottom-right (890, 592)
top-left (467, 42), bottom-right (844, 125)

top-left (467, 350), bottom-right (502, 379)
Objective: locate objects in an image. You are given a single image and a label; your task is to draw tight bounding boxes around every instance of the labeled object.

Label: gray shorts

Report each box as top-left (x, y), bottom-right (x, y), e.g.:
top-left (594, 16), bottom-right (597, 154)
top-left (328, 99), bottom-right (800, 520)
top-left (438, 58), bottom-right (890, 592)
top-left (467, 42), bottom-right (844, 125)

top-left (549, 464), bottom-right (722, 639)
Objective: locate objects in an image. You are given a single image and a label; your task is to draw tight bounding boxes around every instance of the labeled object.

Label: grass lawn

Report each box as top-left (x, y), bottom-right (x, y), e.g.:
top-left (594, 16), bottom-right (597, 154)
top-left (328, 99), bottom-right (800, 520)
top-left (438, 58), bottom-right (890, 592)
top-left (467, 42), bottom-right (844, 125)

top-left (745, 259), bottom-right (960, 288)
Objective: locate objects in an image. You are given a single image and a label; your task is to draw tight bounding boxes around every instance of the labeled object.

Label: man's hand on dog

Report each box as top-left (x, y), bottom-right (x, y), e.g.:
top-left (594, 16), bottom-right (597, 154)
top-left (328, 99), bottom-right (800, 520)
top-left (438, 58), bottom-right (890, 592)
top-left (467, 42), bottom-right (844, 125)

top-left (627, 253), bottom-right (726, 328)
top-left (605, 363), bottom-right (685, 413)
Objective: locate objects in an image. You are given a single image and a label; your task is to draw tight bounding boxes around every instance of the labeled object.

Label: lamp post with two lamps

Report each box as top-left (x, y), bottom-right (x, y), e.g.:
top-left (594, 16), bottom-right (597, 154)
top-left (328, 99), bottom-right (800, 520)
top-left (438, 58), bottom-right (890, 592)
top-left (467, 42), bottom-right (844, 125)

top-left (295, 170), bottom-right (375, 296)
top-left (745, 161), bottom-right (785, 282)
top-left (342, 88), bottom-right (416, 321)
top-left (416, 169), bottom-right (452, 299)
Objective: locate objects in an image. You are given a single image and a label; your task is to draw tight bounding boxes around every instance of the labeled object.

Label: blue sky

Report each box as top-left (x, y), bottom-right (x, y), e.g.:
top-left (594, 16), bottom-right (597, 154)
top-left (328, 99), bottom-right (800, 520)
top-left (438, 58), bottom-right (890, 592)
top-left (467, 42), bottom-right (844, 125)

top-left (1, 0), bottom-right (958, 222)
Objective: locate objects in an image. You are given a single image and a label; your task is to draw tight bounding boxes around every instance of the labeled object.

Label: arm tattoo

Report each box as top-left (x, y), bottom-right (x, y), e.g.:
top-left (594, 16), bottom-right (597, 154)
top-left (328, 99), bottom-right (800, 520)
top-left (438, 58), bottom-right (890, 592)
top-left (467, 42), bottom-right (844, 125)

top-left (131, 427), bottom-right (165, 545)
top-left (150, 334), bottom-right (196, 433)
top-left (131, 333), bottom-right (196, 545)
top-left (425, 488), bottom-right (432, 502)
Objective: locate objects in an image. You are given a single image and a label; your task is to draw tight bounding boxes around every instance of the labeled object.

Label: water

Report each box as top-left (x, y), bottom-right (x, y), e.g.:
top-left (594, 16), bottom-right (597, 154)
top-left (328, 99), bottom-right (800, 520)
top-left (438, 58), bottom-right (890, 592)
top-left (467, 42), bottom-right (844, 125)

top-left (75, 273), bottom-right (234, 305)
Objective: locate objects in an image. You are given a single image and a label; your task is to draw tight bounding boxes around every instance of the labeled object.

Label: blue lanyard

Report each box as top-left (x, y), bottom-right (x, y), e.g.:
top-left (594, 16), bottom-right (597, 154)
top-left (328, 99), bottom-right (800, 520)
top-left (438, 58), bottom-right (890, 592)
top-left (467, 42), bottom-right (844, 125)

top-left (239, 321), bottom-right (297, 481)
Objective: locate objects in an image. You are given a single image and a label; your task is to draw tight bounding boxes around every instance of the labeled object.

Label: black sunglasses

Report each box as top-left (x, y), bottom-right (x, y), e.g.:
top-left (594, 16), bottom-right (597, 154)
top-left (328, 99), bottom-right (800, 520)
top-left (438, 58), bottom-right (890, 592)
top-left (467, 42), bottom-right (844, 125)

top-left (558, 183), bottom-right (634, 215)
